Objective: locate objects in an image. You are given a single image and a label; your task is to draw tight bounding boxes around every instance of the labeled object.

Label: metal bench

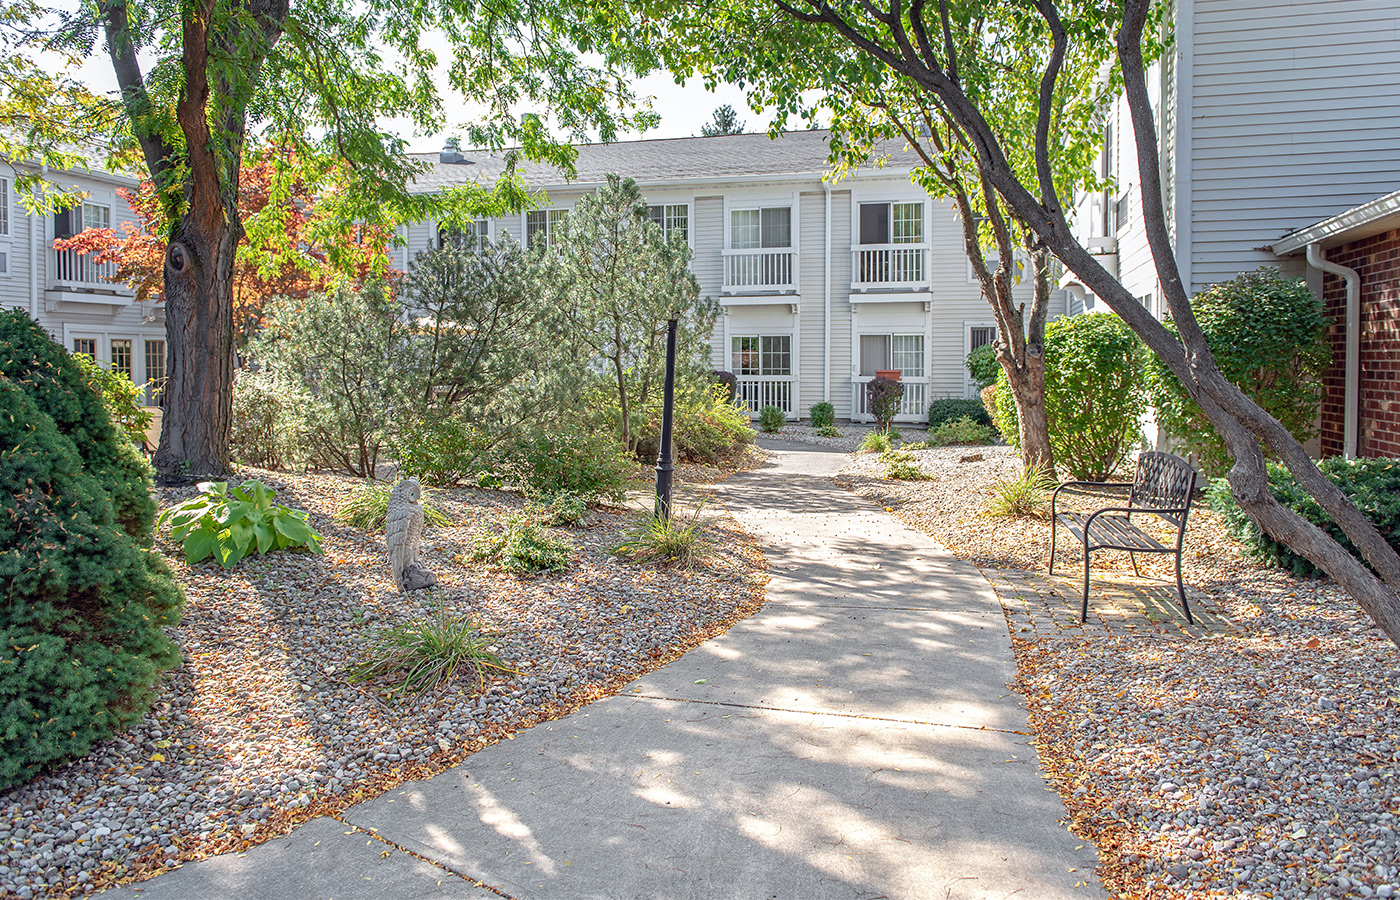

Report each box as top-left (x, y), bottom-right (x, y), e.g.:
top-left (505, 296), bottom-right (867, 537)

top-left (1048, 451), bottom-right (1198, 623)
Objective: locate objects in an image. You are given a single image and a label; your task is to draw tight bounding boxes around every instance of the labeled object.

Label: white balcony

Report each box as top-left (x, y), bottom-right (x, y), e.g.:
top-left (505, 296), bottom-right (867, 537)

top-left (736, 376), bottom-right (794, 416)
top-left (853, 376), bottom-right (929, 423)
top-left (46, 249), bottom-right (134, 307)
top-left (851, 244), bottom-right (929, 291)
top-left (723, 248), bottom-right (796, 294)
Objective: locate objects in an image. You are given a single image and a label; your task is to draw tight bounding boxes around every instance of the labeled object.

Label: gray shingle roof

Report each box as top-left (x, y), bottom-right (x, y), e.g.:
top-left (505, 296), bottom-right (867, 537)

top-left (409, 129), bottom-right (914, 193)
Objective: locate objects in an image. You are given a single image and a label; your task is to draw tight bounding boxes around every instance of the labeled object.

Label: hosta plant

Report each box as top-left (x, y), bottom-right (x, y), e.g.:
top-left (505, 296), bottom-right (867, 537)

top-left (160, 480), bottom-right (323, 568)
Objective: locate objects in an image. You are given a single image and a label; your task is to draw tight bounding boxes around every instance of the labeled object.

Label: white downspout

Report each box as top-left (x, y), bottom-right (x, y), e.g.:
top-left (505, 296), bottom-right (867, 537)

top-left (823, 181), bottom-right (832, 404)
top-left (1307, 242), bottom-right (1360, 458)
top-left (30, 164), bottom-right (45, 320)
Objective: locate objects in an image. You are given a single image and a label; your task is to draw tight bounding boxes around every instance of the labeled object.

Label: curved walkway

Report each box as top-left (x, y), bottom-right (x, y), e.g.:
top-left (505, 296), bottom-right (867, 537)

top-left (106, 442), bottom-right (1101, 899)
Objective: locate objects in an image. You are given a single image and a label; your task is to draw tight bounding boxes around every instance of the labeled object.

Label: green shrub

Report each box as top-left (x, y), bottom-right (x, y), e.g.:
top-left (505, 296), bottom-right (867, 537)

top-left (816, 425), bottom-right (841, 438)
top-left (928, 398), bottom-right (993, 431)
top-left (709, 370), bottom-right (738, 404)
top-left (966, 343), bottom-right (1001, 391)
top-left (886, 425), bottom-right (902, 442)
top-left (933, 416), bottom-right (993, 446)
top-left (0, 377), bottom-right (183, 788)
top-left (758, 404), bottom-right (786, 433)
top-left (160, 480), bottom-right (323, 568)
top-left (884, 449), bottom-right (930, 481)
top-left (0, 309), bottom-right (156, 541)
top-left (230, 370), bottom-right (311, 470)
top-left (670, 385), bottom-right (755, 463)
top-left (997, 312), bottom-right (1145, 481)
top-left (532, 491), bottom-right (588, 527)
top-left (809, 401), bottom-right (835, 429)
top-left (1146, 268), bottom-right (1330, 478)
top-left (904, 440), bottom-right (929, 450)
top-left (865, 376), bottom-right (904, 431)
top-left (471, 515), bottom-right (573, 573)
top-left (335, 481), bottom-right (454, 531)
top-left (348, 605), bottom-right (513, 697)
top-left (860, 430), bottom-right (893, 454)
top-left (71, 352), bottom-right (153, 448)
top-left (506, 426), bottom-right (632, 504)
top-left (613, 507), bottom-right (709, 568)
top-left (986, 464), bottom-right (1057, 518)
top-left (391, 418), bottom-right (495, 486)
top-left (1208, 458), bottom-right (1400, 577)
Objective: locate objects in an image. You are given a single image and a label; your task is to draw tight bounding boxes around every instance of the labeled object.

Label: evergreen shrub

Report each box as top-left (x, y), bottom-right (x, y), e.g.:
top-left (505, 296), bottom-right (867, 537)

top-left (668, 385), bottom-right (754, 463)
top-left (809, 401), bottom-right (835, 429)
top-left (927, 398), bottom-right (992, 430)
top-left (0, 377), bottom-right (183, 788)
top-left (230, 370), bottom-right (310, 470)
top-left (391, 418), bottom-right (495, 486)
top-left (758, 404), bottom-right (786, 433)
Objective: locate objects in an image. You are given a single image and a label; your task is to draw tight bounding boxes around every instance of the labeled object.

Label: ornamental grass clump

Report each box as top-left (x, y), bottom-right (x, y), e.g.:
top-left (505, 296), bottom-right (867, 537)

top-left (986, 464), bottom-right (1058, 519)
top-left (335, 481), bottom-right (453, 531)
top-left (613, 506), bottom-right (710, 569)
top-left (348, 605), bottom-right (514, 697)
top-left (860, 430), bottom-right (894, 454)
top-left (472, 514), bottom-right (573, 573)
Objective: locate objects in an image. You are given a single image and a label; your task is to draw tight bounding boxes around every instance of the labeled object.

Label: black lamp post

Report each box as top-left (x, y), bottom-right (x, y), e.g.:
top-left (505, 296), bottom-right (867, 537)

top-left (655, 317), bottom-right (678, 521)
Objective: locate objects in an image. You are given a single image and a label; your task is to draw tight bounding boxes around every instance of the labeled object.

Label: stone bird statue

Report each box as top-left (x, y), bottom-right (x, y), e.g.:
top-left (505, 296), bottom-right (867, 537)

top-left (385, 477), bottom-right (438, 591)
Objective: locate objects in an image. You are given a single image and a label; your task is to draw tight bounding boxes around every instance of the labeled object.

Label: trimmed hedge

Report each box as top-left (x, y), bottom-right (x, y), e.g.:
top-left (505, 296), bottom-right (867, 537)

top-left (1208, 457), bottom-right (1400, 577)
top-left (928, 397), bottom-right (993, 431)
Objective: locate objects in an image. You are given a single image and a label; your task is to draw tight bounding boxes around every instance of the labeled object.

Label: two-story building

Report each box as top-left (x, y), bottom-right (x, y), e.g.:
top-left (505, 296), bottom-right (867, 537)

top-left (406, 129), bottom-right (1055, 424)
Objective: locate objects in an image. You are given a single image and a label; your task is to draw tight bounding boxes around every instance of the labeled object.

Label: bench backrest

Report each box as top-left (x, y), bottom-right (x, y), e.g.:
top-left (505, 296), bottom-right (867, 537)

top-left (1129, 451), bottom-right (1197, 528)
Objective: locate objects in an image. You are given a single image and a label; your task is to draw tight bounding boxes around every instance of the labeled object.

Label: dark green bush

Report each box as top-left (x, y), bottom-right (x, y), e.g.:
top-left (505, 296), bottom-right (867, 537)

top-left (0, 378), bottom-right (184, 787)
top-left (927, 398), bottom-right (993, 430)
top-left (1208, 458), bottom-right (1400, 577)
top-left (997, 312), bottom-right (1145, 481)
top-left (965, 343), bottom-right (1000, 391)
top-left (0, 309), bottom-right (156, 541)
top-left (391, 418), bottom-right (495, 486)
top-left (932, 416), bottom-right (993, 446)
top-left (758, 404), bottom-right (786, 433)
top-left (809, 401), bottom-right (835, 429)
top-left (507, 426), bottom-right (632, 503)
top-left (1146, 268), bottom-right (1330, 477)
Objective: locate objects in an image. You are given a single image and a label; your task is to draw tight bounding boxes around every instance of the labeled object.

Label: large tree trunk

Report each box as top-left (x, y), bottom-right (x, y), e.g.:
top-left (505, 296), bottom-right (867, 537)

top-left (152, 222), bottom-right (239, 480)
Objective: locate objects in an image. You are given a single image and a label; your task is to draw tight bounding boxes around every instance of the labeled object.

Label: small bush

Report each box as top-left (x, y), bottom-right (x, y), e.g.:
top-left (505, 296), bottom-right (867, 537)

top-left (758, 404), bottom-right (786, 433)
top-left (884, 449), bottom-right (930, 481)
top-left (980, 384), bottom-right (1001, 431)
top-left (230, 370), bottom-right (310, 470)
top-left (472, 515), bottom-right (573, 573)
top-left (809, 401), bottom-right (835, 429)
top-left (1208, 458), bottom-right (1400, 577)
top-left (709, 370), bottom-right (738, 404)
top-left (391, 418), bottom-right (495, 487)
top-left (816, 425), bottom-right (841, 438)
top-left (335, 481), bottom-right (453, 531)
top-left (928, 397), bottom-right (993, 431)
top-left (348, 605), bottom-right (513, 697)
top-left (670, 385), bottom-right (755, 463)
top-left (986, 464), bottom-right (1057, 518)
top-left (865, 376), bottom-right (904, 431)
top-left (71, 353), bottom-right (152, 447)
top-left (966, 343), bottom-right (1001, 391)
top-left (904, 440), bottom-right (929, 450)
top-left (506, 426), bottom-right (632, 504)
top-left (860, 430), bottom-right (893, 454)
top-left (613, 507), bottom-right (709, 568)
top-left (160, 480), bottom-right (323, 567)
top-left (531, 491), bottom-right (588, 527)
top-left (933, 417), bottom-right (993, 446)
top-left (886, 425), bottom-right (902, 442)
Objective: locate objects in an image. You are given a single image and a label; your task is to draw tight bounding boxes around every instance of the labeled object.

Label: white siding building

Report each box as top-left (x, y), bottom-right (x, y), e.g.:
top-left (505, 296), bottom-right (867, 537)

top-left (410, 130), bottom-right (1059, 423)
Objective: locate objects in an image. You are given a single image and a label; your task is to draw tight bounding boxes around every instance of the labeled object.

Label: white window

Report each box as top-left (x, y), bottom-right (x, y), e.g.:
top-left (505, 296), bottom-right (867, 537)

top-left (730, 207), bottom-right (791, 249)
top-left (526, 209), bottom-right (567, 250)
top-left (72, 337), bottom-right (98, 357)
top-left (83, 202), bottom-right (111, 232)
top-left (859, 334), bottom-right (924, 378)
top-left (0, 176), bottom-right (10, 237)
top-left (647, 204), bottom-right (689, 242)
top-left (731, 335), bottom-right (791, 376)
top-left (858, 201), bottom-right (923, 245)
top-left (438, 219), bottom-right (488, 251)
top-left (969, 326), bottom-right (996, 352)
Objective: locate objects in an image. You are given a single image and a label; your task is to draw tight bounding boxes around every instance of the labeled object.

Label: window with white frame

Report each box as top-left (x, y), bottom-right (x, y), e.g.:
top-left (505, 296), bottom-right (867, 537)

top-left (859, 334), bottom-right (924, 378)
top-left (647, 204), bottom-right (689, 242)
top-left (525, 209), bottom-right (567, 250)
top-left (730, 207), bottom-right (791, 249)
top-left (0, 176), bottom-right (10, 237)
top-left (969, 326), bottom-right (996, 352)
top-left (858, 201), bottom-right (923, 245)
top-left (83, 202), bottom-right (111, 232)
top-left (731, 335), bottom-right (791, 376)
top-left (438, 219), bottom-right (488, 251)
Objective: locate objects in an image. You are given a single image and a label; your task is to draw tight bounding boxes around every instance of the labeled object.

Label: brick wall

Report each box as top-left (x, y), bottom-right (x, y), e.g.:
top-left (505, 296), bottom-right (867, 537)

top-left (1319, 227), bottom-right (1400, 459)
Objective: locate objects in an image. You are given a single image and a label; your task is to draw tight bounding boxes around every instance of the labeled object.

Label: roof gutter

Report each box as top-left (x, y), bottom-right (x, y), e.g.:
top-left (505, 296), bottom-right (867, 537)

top-left (1306, 242), bottom-right (1361, 458)
top-left (410, 166), bottom-right (921, 197)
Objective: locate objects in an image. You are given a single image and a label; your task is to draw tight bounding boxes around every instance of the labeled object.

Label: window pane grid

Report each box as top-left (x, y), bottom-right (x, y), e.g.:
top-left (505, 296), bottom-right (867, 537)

top-left (73, 338), bottom-right (97, 357)
top-left (145, 340), bottom-right (166, 405)
top-left (83, 203), bottom-right (111, 232)
top-left (892, 203), bottom-right (923, 243)
top-left (732, 336), bottom-right (760, 374)
top-left (110, 339), bottom-right (133, 379)
top-left (760, 335), bottom-right (791, 376)
top-left (0, 177), bottom-right (9, 236)
top-left (731, 209), bottom-right (760, 249)
top-left (891, 334), bottom-right (924, 377)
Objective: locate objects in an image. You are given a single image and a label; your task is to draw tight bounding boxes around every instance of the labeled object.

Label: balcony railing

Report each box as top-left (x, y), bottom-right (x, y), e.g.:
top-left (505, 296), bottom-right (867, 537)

top-left (736, 376), bottom-right (793, 415)
top-left (723, 248), bottom-right (795, 293)
top-left (851, 244), bottom-right (928, 290)
top-left (853, 376), bottom-right (928, 422)
top-left (51, 249), bottom-right (122, 289)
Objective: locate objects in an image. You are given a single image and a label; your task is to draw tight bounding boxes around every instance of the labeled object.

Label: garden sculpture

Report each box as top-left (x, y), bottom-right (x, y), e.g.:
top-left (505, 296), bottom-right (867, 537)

top-left (386, 477), bottom-right (438, 591)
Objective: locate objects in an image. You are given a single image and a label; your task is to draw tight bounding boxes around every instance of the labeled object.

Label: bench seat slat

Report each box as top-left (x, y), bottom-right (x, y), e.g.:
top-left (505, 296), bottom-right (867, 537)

top-left (1056, 512), bottom-right (1170, 552)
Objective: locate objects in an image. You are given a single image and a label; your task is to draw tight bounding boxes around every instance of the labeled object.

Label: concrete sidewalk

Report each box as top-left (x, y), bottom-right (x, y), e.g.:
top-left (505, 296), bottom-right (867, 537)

top-left (108, 441), bottom-right (1101, 900)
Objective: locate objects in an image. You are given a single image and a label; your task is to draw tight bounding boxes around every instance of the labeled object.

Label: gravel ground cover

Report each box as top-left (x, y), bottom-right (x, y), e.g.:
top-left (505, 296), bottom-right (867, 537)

top-left (839, 444), bottom-right (1400, 899)
top-left (756, 422), bottom-right (932, 453)
top-left (1, 462), bottom-right (767, 899)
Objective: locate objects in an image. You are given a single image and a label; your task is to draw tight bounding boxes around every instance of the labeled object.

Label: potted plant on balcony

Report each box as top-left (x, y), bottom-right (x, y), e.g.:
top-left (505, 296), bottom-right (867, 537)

top-left (874, 369), bottom-right (903, 381)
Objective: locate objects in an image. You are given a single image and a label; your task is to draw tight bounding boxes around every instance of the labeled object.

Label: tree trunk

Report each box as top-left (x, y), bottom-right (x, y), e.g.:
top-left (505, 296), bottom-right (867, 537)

top-left (151, 220), bottom-right (239, 481)
top-left (1006, 354), bottom-right (1053, 471)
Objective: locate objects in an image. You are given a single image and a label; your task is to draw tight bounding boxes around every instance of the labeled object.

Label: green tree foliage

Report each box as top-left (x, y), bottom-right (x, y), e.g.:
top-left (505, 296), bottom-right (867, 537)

top-left (1146, 269), bottom-right (1331, 477)
top-left (700, 104), bottom-right (745, 136)
top-left (0, 309), bottom-right (155, 540)
top-left (71, 352), bottom-right (154, 448)
top-left (965, 345), bottom-right (1000, 392)
top-left (998, 313), bottom-right (1145, 481)
top-left (0, 375), bottom-right (183, 788)
top-left (542, 175), bottom-right (718, 453)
